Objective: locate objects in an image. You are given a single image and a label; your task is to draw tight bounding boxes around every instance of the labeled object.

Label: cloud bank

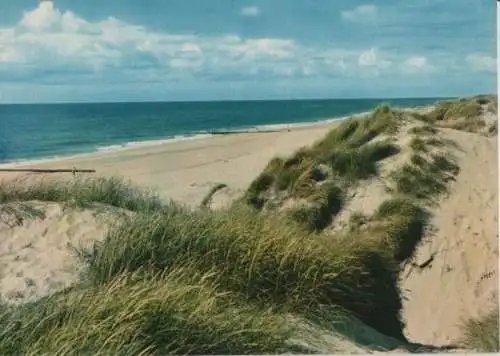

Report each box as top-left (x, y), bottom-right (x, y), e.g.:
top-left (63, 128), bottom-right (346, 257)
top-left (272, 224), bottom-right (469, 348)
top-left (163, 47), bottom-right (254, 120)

top-left (0, 2), bottom-right (453, 86)
top-left (465, 54), bottom-right (496, 72)
top-left (0, 1), bottom-right (495, 103)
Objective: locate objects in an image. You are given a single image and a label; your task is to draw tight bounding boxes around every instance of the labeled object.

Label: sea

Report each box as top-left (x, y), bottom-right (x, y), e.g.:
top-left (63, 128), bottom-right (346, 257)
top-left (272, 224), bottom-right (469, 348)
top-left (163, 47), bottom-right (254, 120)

top-left (0, 98), bottom-right (450, 165)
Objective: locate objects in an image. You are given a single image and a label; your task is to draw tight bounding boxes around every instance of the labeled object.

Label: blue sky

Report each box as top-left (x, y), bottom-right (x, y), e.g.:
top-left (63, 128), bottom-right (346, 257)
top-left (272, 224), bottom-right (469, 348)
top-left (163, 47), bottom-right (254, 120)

top-left (0, 0), bottom-right (496, 103)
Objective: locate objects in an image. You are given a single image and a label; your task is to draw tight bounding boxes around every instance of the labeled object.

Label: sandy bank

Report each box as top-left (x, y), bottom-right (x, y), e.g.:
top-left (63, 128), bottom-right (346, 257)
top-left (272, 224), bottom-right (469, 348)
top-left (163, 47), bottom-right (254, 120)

top-left (400, 128), bottom-right (498, 346)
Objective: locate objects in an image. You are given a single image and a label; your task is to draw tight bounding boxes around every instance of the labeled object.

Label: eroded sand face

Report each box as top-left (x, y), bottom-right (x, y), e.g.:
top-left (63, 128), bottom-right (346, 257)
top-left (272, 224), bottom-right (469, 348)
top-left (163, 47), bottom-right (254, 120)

top-left (400, 129), bottom-right (498, 345)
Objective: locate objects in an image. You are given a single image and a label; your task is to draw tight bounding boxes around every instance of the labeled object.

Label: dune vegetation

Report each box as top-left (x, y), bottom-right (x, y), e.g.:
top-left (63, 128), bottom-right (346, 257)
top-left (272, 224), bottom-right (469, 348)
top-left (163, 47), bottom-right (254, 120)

top-left (0, 98), bottom-right (497, 354)
top-left (460, 308), bottom-right (499, 353)
top-left (412, 94), bottom-right (497, 136)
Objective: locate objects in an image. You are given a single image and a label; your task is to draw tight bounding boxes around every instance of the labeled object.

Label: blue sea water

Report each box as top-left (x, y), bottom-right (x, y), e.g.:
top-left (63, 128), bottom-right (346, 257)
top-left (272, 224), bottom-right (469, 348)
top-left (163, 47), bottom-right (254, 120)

top-left (0, 98), bottom-right (450, 164)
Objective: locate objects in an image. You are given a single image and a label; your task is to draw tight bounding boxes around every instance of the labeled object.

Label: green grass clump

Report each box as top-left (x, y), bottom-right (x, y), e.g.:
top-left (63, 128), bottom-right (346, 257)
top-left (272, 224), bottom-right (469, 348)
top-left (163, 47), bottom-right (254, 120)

top-left (409, 153), bottom-right (428, 168)
top-left (368, 104), bottom-right (402, 136)
top-left (389, 164), bottom-right (445, 201)
top-left (85, 204), bottom-right (342, 305)
top-left (287, 182), bottom-right (343, 231)
top-left (325, 141), bottom-right (399, 181)
top-left (487, 99), bottom-right (498, 114)
top-left (407, 125), bottom-right (437, 136)
top-left (316, 105), bottom-right (401, 151)
top-left (81, 200), bottom-right (405, 339)
top-left (444, 117), bottom-right (486, 133)
top-left (245, 172), bottom-right (275, 208)
top-left (346, 212), bottom-right (368, 233)
top-left (200, 183), bottom-right (228, 208)
top-left (276, 169), bottom-right (303, 192)
top-left (244, 105), bottom-right (402, 215)
top-left (413, 96), bottom-right (498, 135)
top-left (409, 137), bottom-right (428, 153)
top-left (460, 309), bottom-right (499, 352)
top-left (0, 269), bottom-right (294, 355)
top-left (431, 99), bottom-right (482, 121)
top-left (290, 166), bottom-right (328, 198)
top-left (0, 176), bottom-right (163, 213)
top-left (371, 198), bottom-right (428, 261)
top-left (429, 153), bottom-right (460, 177)
top-left (409, 136), bottom-right (448, 154)
top-left (474, 95), bottom-right (494, 105)
top-left (424, 137), bottom-right (445, 148)
top-left (315, 118), bottom-right (361, 151)
top-left (472, 94), bottom-right (497, 113)
top-left (411, 112), bottom-right (437, 124)
top-left (389, 153), bottom-right (459, 202)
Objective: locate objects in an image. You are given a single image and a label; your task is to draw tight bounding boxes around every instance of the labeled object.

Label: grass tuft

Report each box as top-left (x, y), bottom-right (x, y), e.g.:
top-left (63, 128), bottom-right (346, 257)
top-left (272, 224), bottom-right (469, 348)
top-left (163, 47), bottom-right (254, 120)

top-left (0, 269), bottom-right (294, 355)
top-left (429, 99), bottom-right (482, 122)
top-left (243, 104), bottom-right (402, 222)
top-left (409, 137), bottom-right (428, 153)
top-left (326, 141), bottom-right (399, 181)
top-left (200, 183), bottom-right (228, 209)
top-left (460, 309), bottom-right (499, 352)
top-left (287, 182), bottom-right (343, 231)
top-left (412, 96), bottom-right (497, 135)
top-left (407, 125), bottom-right (438, 136)
top-left (372, 198), bottom-right (428, 261)
top-left (443, 117), bottom-right (486, 133)
top-left (79, 198), bottom-right (406, 339)
top-left (0, 176), bottom-right (163, 213)
top-left (245, 172), bottom-right (275, 208)
top-left (389, 152), bottom-right (459, 202)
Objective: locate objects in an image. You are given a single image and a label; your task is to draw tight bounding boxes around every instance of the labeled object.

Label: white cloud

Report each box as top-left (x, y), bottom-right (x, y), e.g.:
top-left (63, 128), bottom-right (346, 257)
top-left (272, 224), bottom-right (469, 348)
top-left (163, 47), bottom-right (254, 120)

top-left (0, 2), bottom-right (352, 82)
top-left (358, 48), bottom-right (391, 69)
top-left (405, 56), bottom-right (427, 68)
top-left (0, 2), bottom-right (452, 86)
top-left (20, 1), bottom-right (62, 31)
top-left (0, 3), bottom-right (297, 75)
top-left (341, 5), bottom-right (377, 22)
top-left (465, 54), bottom-right (496, 72)
top-left (240, 6), bottom-right (261, 17)
top-left (401, 56), bottom-right (435, 73)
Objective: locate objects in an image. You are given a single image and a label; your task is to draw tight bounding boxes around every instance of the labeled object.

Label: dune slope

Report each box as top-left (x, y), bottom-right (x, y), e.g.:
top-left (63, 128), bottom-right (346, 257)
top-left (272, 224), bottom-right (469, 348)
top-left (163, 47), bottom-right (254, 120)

top-left (401, 128), bottom-right (498, 346)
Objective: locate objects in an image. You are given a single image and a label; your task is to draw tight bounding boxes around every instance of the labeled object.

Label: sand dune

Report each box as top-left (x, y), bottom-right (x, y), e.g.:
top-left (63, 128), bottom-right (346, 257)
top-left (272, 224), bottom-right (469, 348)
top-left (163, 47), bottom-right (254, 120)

top-left (0, 102), bottom-right (497, 353)
top-left (0, 202), bottom-right (109, 304)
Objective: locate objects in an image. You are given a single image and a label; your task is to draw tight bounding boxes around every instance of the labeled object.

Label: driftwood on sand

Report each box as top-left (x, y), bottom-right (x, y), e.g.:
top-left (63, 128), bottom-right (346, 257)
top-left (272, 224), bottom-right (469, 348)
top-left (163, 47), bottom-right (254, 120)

top-left (0, 168), bottom-right (96, 174)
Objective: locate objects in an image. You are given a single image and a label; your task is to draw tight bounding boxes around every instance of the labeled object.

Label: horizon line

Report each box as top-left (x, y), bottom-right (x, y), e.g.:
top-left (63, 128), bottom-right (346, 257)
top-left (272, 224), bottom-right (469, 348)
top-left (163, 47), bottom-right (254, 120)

top-left (0, 94), bottom-right (483, 106)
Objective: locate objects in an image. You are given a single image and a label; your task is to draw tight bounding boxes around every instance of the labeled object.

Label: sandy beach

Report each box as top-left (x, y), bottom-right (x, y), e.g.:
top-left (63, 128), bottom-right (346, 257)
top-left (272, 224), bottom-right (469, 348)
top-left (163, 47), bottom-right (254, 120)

top-left (1, 123), bottom-right (339, 208)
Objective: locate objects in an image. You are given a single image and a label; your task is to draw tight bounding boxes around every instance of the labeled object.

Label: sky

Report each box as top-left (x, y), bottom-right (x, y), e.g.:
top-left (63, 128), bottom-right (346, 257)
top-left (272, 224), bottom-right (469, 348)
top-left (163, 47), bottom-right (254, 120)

top-left (0, 0), bottom-right (496, 103)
